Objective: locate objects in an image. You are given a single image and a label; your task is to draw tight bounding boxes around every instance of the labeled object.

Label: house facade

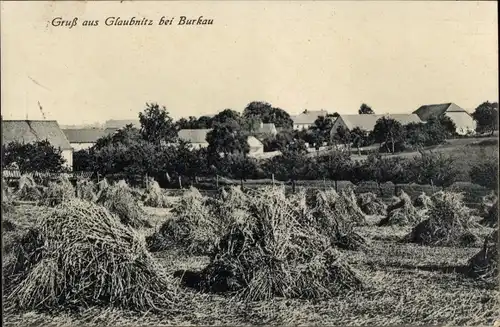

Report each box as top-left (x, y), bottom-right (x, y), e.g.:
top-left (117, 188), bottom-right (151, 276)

top-left (2, 120), bottom-right (74, 170)
top-left (178, 129), bottom-right (265, 154)
top-left (62, 128), bottom-right (109, 151)
top-left (292, 110), bottom-right (329, 130)
top-left (413, 103), bottom-right (476, 135)
top-left (330, 114), bottom-right (422, 139)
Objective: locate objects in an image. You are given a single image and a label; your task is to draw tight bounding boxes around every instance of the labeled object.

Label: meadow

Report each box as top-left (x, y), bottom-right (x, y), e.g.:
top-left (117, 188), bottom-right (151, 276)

top-left (1, 175), bottom-right (498, 326)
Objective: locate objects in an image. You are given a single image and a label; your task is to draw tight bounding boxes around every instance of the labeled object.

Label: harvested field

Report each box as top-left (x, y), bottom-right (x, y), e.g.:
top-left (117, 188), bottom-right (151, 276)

top-left (3, 187), bottom-right (498, 326)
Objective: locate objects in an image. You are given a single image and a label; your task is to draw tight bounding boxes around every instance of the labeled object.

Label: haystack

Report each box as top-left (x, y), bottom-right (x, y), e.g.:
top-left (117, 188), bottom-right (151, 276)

top-left (15, 174), bottom-right (43, 201)
top-left (143, 180), bottom-right (170, 208)
top-left (308, 189), bottom-right (368, 250)
top-left (467, 229), bottom-right (498, 283)
top-left (97, 182), bottom-right (150, 228)
top-left (357, 192), bottom-right (387, 216)
top-left (190, 187), bottom-right (363, 300)
top-left (407, 191), bottom-right (479, 247)
top-left (147, 187), bottom-right (218, 254)
top-left (76, 178), bottom-right (98, 202)
top-left (3, 199), bottom-right (175, 312)
top-left (413, 192), bottom-right (433, 209)
top-left (40, 175), bottom-right (75, 207)
top-left (378, 190), bottom-right (420, 226)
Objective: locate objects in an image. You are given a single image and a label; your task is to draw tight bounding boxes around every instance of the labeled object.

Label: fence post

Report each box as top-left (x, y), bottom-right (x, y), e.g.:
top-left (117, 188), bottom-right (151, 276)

top-left (178, 176), bottom-right (182, 189)
top-left (272, 174), bottom-right (275, 186)
top-left (216, 175), bottom-right (219, 189)
top-left (430, 179), bottom-right (435, 193)
top-left (323, 177), bottom-right (327, 190)
top-left (334, 180), bottom-right (338, 192)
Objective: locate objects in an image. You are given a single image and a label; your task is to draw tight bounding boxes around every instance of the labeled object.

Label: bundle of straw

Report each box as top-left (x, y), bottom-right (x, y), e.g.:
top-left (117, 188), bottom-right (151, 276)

top-left (407, 191), bottom-right (479, 247)
top-left (4, 199), bottom-right (176, 312)
top-left (143, 180), bottom-right (170, 208)
top-left (481, 200), bottom-right (498, 227)
top-left (379, 190), bottom-right (420, 226)
top-left (76, 178), bottom-right (98, 202)
top-left (40, 175), bottom-right (75, 207)
top-left (413, 192), bottom-right (433, 209)
top-left (357, 192), bottom-right (387, 216)
top-left (15, 174), bottom-right (43, 201)
top-left (191, 187), bottom-right (364, 301)
top-left (97, 182), bottom-right (150, 228)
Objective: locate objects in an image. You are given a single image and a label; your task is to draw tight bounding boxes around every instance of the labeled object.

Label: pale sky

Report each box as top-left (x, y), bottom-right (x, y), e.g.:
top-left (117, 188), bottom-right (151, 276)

top-left (1, 1), bottom-right (498, 125)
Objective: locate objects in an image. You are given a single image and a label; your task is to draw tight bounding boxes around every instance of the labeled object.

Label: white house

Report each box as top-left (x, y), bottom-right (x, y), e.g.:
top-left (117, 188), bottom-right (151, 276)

top-left (178, 129), bottom-right (265, 154)
top-left (291, 110), bottom-right (329, 130)
top-left (413, 103), bottom-right (476, 135)
top-left (2, 120), bottom-right (74, 170)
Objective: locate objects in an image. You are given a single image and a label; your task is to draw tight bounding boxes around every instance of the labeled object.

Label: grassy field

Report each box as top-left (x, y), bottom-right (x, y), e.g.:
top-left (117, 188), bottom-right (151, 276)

top-left (3, 204), bottom-right (498, 327)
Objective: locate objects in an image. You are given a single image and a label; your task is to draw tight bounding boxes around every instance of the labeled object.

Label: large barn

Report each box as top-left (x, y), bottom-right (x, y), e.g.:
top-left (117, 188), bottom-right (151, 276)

top-left (2, 120), bottom-right (74, 170)
top-left (413, 103), bottom-right (476, 135)
top-left (292, 110), bottom-right (329, 130)
top-left (330, 114), bottom-right (422, 139)
top-left (62, 128), bottom-right (109, 151)
top-left (178, 129), bottom-right (264, 155)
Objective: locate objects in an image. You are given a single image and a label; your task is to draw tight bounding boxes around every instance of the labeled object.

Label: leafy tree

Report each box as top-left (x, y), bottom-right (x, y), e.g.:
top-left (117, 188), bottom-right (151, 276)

top-left (362, 154), bottom-right (406, 195)
top-left (309, 115), bottom-right (335, 149)
top-left (359, 103), bottom-right (375, 114)
top-left (73, 149), bottom-right (95, 172)
top-left (242, 101), bottom-right (293, 129)
top-left (176, 116), bottom-right (214, 130)
top-left (472, 101), bottom-right (499, 135)
top-left (371, 117), bottom-right (405, 153)
top-left (350, 127), bottom-right (370, 155)
top-left (138, 103), bottom-right (177, 145)
top-left (261, 130), bottom-right (294, 152)
top-left (438, 115), bottom-right (457, 137)
top-left (227, 154), bottom-right (259, 187)
top-left (2, 140), bottom-right (66, 173)
top-left (168, 140), bottom-right (209, 184)
top-left (318, 149), bottom-right (352, 190)
top-left (206, 123), bottom-right (249, 158)
top-left (211, 109), bottom-right (243, 129)
top-left (333, 126), bottom-right (352, 150)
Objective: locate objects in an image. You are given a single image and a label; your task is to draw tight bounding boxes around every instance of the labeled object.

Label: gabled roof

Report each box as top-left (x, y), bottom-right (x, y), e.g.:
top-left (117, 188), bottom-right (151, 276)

top-left (104, 119), bottom-right (141, 129)
top-left (292, 110), bottom-right (329, 125)
top-left (258, 123), bottom-right (277, 134)
top-left (62, 128), bottom-right (108, 143)
top-left (247, 136), bottom-right (264, 148)
top-left (413, 103), bottom-right (469, 121)
top-left (2, 120), bottom-right (72, 150)
top-left (338, 114), bottom-right (422, 131)
top-left (178, 129), bottom-right (212, 143)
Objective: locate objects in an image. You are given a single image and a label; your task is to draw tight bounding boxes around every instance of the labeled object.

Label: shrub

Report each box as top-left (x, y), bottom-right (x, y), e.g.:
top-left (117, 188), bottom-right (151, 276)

top-left (3, 199), bottom-right (176, 312)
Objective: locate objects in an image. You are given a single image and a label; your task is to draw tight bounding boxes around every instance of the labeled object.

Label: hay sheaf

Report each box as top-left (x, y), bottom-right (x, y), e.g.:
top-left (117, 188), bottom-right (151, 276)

top-left (147, 187), bottom-right (219, 254)
top-left (467, 229), bottom-right (498, 283)
top-left (143, 180), bottom-right (170, 208)
top-left (413, 192), bottom-right (433, 209)
top-left (3, 199), bottom-right (176, 312)
top-left (407, 191), bottom-right (479, 247)
top-left (357, 192), bottom-right (387, 216)
top-left (379, 190), bottom-right (420, 226)
top-left (15, 174), bottom-right (44, 202)
top-left (40, 176), bottom-right (75, 207)
top-left (183, 187), bottom-right (364, 301)
top-left (97, 182), bottom-right (150, 228)
top-left (76, 178), bottom-right (98, 202)
top-left (308, 189), bottom-right (368, 251)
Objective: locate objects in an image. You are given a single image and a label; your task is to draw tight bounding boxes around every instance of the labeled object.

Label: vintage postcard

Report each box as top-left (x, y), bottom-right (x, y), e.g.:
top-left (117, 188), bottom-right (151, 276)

top-left (1, 1), bottom-right (498, 326)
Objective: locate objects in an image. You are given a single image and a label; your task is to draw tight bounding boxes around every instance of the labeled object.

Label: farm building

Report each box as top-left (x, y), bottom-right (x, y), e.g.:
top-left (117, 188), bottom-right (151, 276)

top-left (62, 128), bottom-right (109, 151)
top-left (330, 114), bottom-right (422, 139)
top-left (257, 122), bottom-right (278, 136)
top-left (2, 120), bottom-right (74, 170)
top-left (178, 129), bottom-right (211, 149)
top-left (413, 103), bottom-right (476, 135)
top-left (104, 119), bottom-right (141, 129)
top-left (292, 109), bottom-right (329, 130)
top-left (178, 129), bottom-right (265, 154)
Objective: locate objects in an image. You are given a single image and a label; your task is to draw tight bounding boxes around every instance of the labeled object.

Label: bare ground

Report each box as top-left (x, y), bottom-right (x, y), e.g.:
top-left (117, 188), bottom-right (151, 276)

top-left (2, 209), bottom-right (498, 326)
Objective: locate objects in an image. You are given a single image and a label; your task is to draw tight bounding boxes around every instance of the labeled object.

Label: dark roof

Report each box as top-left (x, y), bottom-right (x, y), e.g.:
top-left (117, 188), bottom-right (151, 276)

top-left (104, 119), bottom-right (140, 129)
top-left (62, 128), bottom-right (109, 143)
top-left (413, 103), bottom-right (469, 121)
top-left (2, 120), bottom-right (72, 150)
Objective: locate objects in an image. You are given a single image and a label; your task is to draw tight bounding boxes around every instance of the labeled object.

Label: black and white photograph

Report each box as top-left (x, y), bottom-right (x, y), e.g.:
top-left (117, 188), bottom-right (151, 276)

top-left (1, 1), bottom-right (498, 326)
